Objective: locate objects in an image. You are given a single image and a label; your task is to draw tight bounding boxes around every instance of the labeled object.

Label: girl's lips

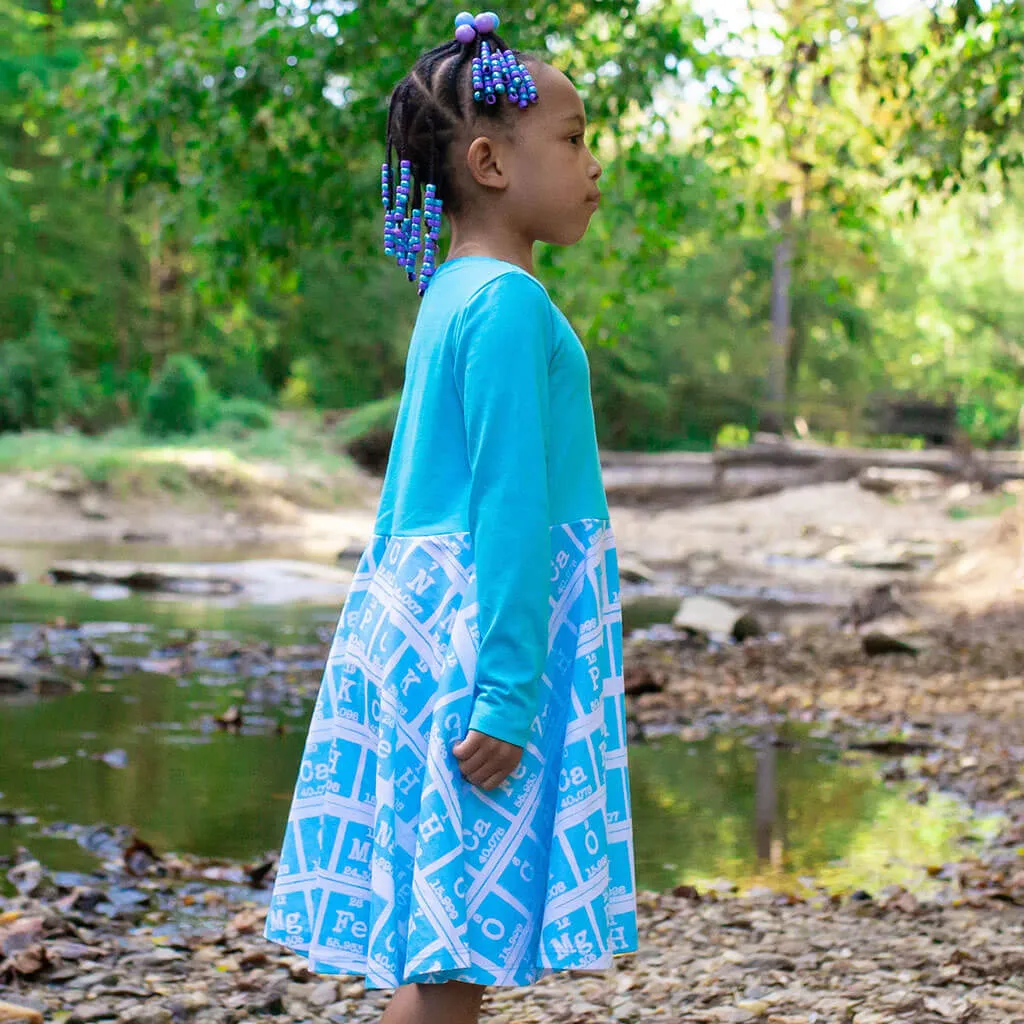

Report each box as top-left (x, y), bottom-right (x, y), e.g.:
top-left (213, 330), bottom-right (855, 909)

top-left (586, 192), bottom-right (602, 206)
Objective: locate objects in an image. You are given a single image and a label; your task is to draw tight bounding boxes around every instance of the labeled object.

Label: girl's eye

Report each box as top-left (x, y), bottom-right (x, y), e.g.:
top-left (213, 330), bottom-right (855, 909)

top-left (570, 134), bottom-right (584, 146)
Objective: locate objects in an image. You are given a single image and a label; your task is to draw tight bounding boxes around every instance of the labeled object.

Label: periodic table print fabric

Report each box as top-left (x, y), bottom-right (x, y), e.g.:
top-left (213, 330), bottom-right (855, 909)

top-left (264, 518), bottom-right (638, 989)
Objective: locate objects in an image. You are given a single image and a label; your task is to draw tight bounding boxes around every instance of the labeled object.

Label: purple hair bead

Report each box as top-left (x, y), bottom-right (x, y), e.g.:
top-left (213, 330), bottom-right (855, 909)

top-left (455, 23), bottom-right (476, 44)
top-left (475, 11), bottom-right (499, 33)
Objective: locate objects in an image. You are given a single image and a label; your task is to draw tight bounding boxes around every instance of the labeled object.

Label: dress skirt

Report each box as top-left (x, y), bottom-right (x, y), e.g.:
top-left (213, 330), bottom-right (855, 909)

top-left (264, 517), bottom-right (638, 988)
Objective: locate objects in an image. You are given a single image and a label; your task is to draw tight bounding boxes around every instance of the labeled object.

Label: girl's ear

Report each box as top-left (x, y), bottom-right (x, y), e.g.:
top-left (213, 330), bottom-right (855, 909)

top-left (465, 135), bottom-right (509, 192)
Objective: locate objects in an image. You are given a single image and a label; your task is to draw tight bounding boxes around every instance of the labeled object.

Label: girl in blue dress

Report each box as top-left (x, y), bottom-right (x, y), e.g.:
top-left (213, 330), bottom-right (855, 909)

top-left (265, 11), bottom-right (638, 1022)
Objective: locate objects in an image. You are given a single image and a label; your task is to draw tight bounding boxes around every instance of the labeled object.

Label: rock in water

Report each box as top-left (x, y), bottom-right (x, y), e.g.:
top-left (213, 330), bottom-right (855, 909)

top-left (336, 539), bottom-right (365, 561)
top-left (862, 632), bottom-right (919, 657)
top-left (673, 596), bottom-right (759, 643)
top-left (731, 611), bottom-right (764, 642)
top-left (0, 661), bottom-right (75, 696)
top-left (48, 560), bottom-right (241, 596)
top-left (0, 566), bottom-right (17, 585)
top-left (617, 556), bottom-right (657, 584)
top-left (842, 582), bottom-right (905, 628)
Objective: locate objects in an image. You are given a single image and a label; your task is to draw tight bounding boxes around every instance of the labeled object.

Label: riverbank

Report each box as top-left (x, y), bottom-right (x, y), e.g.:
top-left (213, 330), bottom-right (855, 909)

top-left (0, 423), bottom-right (380, 553)
top-left (1, 436), bottom-right (1018, 611)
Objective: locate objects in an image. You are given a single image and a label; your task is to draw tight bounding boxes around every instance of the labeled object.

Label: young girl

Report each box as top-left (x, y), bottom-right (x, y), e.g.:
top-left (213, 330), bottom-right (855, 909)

top-left (265, 11), bottom-right (637, 1022)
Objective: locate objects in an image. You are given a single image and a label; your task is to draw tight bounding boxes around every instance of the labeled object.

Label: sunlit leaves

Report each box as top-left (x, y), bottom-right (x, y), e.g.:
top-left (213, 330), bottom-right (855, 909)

top-left (892, 0), bottom-right (1023, 191)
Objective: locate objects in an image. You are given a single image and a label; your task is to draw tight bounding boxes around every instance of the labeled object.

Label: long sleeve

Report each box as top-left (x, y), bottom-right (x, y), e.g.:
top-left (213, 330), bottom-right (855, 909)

top-left (453, 272), bottom-right (554, 749)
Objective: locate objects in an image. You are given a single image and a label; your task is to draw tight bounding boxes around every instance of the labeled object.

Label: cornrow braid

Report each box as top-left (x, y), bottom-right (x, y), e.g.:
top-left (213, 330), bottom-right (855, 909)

top-left (381, 13), bottom-right (539, 296)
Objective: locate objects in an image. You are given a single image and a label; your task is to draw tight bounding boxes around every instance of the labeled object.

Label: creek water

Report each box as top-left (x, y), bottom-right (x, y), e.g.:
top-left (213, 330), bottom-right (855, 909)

top-left (0, 566), bottom-right (1000, 898)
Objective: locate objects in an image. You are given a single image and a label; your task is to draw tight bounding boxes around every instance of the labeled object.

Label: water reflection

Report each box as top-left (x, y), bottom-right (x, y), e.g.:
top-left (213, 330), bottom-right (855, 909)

top-left (627, 732), bottom-right (999, 894)
top-left (754, 732), bottom-right (781, 868)
top-left (0, 603), bottom-right (1001, 896)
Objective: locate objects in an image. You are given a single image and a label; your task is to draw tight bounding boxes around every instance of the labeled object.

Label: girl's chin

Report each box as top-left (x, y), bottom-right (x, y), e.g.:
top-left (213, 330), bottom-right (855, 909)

top-left (542, 220), bottom-right (593, 247)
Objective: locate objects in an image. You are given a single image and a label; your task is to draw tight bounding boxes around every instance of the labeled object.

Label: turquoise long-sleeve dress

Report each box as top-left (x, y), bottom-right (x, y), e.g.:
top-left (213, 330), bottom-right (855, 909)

top-left (264, 257), bottom-right (638, 989)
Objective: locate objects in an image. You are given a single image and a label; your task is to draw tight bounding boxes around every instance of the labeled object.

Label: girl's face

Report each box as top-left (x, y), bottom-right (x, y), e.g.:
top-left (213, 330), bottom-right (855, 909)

top-left (500, 63), bottom-right (603, 246)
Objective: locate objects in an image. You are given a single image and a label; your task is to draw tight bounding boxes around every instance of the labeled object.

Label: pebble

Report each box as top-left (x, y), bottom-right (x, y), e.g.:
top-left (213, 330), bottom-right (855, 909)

top-left (308, 981), bottom-right (339, 1007)
top-left (0, 1002), bottom-right (44, 1024)
top-left (741, 955), bottom-right (797, 972)
top-left (120, 1006), bottom-right (172, 1024)
top-left (180, 991), bottom-right (211, 1011)
top-left (68, 1002), bottom-right (117, 1023)
top-left (67, 971), bottom-right (118, 990)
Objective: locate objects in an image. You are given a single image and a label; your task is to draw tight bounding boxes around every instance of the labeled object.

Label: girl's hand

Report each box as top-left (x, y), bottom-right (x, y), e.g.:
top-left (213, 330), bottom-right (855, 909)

top-left (452, 730), bottom-right (523, 790)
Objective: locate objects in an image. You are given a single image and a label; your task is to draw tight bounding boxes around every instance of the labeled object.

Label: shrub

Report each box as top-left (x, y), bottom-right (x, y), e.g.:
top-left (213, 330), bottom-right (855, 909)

top-left (217, 396), bottom-right (275, 435)
top-left (206, 351), bottom-right (276, 405)
top-left (70, 374), bottom-right (138, 434)
top-left (334, 392), bottom-right (402, 445)
top-left (0, 313), bottom-right (77, 432)
top-left (335, 392), bottom-right (401, 475)
top-left (141, 354), bottom-right (218, 437)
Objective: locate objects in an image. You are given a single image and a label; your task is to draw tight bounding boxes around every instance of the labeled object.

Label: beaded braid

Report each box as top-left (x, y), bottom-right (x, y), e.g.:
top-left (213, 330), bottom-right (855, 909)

top-left (381, 10), bottom-right (540, 296)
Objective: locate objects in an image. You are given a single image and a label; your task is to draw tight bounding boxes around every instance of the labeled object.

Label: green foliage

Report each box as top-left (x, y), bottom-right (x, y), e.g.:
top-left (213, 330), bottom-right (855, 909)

top-left (893, 0), bottom-right (1023, 191)
top-left (0, 0), bottom-right (1020, 456)
top-left (947, 491), bottom-right (1018, 521)
top-left (335, 393), bottom-right (402, 446)
top-left (0, 312), bottom-right (77, 432)
top-left (141, 353), bottom-right (217, 437)
top-left (217, 396), bottom-right (274, 435)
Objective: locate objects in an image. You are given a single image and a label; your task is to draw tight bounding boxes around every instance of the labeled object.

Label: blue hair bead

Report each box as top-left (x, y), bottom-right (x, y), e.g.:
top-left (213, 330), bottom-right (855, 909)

top-left (411, 209), bottom-right (422, 253)
top-left (455, 10), bottom-right (474, 27)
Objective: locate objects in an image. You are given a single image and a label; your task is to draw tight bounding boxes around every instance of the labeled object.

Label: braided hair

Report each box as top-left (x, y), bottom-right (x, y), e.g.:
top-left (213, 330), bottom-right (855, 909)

top-left (381, 12), bottom-right (539, 295)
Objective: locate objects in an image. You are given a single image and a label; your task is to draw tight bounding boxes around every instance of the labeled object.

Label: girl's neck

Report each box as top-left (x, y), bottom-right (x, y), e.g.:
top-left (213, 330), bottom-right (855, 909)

top-left (445, 219), bottom-right (535, 276)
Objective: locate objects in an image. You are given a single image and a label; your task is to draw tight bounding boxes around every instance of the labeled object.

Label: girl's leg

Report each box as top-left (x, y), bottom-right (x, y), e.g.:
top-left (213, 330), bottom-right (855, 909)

top-left (379, 980), bottom-right (486, 1024)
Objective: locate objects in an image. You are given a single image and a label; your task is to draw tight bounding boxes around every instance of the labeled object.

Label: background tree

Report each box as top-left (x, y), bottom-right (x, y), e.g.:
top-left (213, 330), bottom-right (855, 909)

top-left (0, 0), bottom-right (1020, 448)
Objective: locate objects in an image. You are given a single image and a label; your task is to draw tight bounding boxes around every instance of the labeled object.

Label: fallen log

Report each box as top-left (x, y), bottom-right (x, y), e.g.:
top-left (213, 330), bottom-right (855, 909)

top-left (48, 560), bottom-right (242, 595)
top-left (599, 442), bottom-right (1024, 505)
top-left (714, 441), bottom-right (1024, 482)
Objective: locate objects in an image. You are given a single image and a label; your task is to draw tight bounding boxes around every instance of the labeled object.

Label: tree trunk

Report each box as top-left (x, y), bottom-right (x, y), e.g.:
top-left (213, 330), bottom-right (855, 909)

top-left (113, 187), bottom-right (132, 374)
top-left (763, 199), bottom-right (793, 435)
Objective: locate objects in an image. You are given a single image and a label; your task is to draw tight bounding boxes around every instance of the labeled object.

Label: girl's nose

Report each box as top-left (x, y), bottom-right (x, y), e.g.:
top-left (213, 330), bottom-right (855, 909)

top-left (591, 159), bottom-right (603, 181)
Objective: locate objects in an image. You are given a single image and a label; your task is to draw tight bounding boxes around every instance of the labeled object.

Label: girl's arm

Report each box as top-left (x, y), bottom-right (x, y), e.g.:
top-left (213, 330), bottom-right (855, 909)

top-left (453, 271), bottom-right (554, 751)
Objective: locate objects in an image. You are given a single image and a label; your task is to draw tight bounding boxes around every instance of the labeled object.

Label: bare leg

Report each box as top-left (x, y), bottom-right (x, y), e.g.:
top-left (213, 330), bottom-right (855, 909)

top-left (379, 981), bottom-right (486, 1024)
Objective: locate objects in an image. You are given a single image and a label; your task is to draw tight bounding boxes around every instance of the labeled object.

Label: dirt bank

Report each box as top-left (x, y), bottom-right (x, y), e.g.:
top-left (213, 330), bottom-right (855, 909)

top-left (0, 468), bottom-right (380, 560)
top-left (0, 467), bottom-right (1019, 610)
